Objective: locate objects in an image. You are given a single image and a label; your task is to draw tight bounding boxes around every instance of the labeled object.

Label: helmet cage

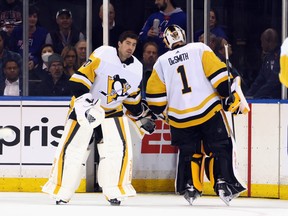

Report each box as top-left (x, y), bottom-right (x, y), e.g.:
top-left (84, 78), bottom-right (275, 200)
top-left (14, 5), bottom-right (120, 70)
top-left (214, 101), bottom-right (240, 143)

top-left (163, 25), bottom-right (186, 49)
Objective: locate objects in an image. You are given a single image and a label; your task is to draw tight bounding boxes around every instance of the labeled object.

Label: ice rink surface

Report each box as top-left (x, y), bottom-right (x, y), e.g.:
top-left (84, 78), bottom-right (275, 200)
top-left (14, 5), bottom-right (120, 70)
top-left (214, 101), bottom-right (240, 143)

top-left (0, 192), bottom-right (287, 216)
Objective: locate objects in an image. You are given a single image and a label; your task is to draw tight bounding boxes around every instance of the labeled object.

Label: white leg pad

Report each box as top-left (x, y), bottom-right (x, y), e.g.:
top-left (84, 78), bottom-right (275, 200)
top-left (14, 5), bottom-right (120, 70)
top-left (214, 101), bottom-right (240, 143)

top-left (97, 117), bottom-right (136, 200)
top-left (42, 119), bottom-right (94, 202)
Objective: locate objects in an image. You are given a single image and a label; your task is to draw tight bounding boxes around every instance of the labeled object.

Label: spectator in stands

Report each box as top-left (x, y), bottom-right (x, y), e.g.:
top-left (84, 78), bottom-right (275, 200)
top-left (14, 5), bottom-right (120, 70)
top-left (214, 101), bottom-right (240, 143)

top-left (61, 45), bottom-right (78, 77)
top-left (138, 0), bottom-right (186, 56)
top-left (35, 53), bottom-right (72, 96)
top-left (245, 28), bottom-right (281, 99)
top-left (46, 8), bottom-right (85, 55)
top-left (75, 39), bottom-right (86, 68)
top-left (194, 9), bottom-right (228, 42)
top-left (214, 36), bottom-right (249, 94)
top-left (214, 37), bottom-right (232, 62)
top-left (198, 32), bottom-right (217, 51)
top-left (0, 58), bottom-right (21, 96)
top-left (0, 0), bottom-right (22, 37)
top-left (29, 43), bottom-right (55, 96)
top-left (92, 2), bottom-right (126, 50)
top-left (9, 5), bottom-right (48, 71)
top-left (0, 30), bottom-right (22, 85)
top-left (141, 41), bottom-right (158, 99)
top-left (29, 43), bottom-right (54, 88)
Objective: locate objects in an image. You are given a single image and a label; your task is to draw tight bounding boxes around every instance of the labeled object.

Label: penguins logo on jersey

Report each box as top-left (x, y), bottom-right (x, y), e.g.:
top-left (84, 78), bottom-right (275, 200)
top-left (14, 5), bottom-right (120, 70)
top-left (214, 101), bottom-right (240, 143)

top-left (100, 74), bottom-right (131, 103)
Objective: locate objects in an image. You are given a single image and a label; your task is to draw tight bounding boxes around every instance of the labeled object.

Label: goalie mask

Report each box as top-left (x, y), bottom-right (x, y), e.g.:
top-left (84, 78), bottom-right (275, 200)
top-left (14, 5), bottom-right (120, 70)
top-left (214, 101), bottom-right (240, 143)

top-left (163, 24), bottom-right (186, 49)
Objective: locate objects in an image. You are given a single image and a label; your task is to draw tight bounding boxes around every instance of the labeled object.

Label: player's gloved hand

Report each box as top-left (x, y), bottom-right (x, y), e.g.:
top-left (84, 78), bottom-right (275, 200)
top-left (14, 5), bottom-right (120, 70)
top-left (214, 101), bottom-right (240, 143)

top-left (223, 94), bottom-right (239, 113)
top-left (222, 76), bottom-right (250, 115)
top-left (74, 93), bottom-right (105, 128)
top-left (127, 102), bottom-right (157, 135)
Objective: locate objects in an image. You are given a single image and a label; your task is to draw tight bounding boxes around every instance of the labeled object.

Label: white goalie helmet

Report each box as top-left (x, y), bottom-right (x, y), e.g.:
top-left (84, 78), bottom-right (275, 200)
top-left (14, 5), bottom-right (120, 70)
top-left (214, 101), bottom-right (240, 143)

top-left (163, 24), bottom-right (186, 49)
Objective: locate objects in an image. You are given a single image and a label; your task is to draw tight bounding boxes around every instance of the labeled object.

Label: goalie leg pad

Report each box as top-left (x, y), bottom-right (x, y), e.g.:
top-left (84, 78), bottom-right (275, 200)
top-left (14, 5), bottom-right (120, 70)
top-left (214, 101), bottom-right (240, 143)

top-left (97, 117), bottom-right (136, 200)
top-left (42, 119), bottom-right (94, 202)
top-left (205, 137), bottom-right (246, 195)
top-left (191, 153), bottom-right (205, 192)
top-left (176, 144), bottom-right (205, 194)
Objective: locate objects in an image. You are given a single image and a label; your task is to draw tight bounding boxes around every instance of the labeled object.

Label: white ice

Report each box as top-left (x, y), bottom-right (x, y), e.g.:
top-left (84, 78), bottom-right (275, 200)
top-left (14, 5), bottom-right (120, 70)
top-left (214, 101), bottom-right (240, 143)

top-left (0, 192), bottom-right (287, 216)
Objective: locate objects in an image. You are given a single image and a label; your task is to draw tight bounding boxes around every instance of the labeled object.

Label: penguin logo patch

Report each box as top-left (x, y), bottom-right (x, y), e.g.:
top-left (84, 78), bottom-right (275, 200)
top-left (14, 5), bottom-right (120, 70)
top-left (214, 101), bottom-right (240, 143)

top-left (100, 75), bottom-right (131, 103)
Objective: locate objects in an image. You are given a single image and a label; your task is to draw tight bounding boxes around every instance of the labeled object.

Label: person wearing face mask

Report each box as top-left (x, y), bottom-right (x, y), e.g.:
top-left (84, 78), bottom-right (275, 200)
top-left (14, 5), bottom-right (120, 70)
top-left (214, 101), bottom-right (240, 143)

top-left (29, 44), bottom-right (54, 95)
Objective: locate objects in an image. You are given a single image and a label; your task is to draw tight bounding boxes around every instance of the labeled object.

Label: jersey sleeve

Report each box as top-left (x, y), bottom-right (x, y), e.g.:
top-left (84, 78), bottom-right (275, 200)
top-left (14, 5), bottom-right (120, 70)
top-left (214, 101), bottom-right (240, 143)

top-left (145, 66), bottom-right (167, 115)
top-left (123, 86), bottom-right (143, 116)
top-left (201, 44), bottom-right (231, 98)
top-left (69, 53), bottom-right (99, 97)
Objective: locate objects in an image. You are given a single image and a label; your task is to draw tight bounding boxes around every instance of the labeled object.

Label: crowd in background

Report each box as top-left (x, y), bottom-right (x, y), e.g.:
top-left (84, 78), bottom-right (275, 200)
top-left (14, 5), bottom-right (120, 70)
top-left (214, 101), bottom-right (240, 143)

top-left (0, 0), bottom-right (284, 99)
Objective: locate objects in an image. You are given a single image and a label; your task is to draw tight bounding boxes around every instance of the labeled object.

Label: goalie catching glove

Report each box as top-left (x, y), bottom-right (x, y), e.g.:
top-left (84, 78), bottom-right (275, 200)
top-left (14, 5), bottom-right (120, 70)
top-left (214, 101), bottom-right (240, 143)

top-left (223, 76), bottom-right (250, 115)
top-left (127, 102), bottom-right (157, 135)
top-left (74, 93), bottom-right (105, 128)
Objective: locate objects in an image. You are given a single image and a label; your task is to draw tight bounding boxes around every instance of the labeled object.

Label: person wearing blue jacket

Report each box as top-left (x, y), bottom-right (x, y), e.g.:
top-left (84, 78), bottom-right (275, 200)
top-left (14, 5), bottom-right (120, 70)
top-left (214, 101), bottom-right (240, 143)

top-left (138, 0), bottom-right (186, 56)
top-left (8, 5), bottom-right (48, 71)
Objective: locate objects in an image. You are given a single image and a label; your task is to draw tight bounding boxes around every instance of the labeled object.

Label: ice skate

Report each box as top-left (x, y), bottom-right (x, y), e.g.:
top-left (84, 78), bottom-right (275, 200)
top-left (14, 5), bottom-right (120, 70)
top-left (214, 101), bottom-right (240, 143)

top-left (55, 199), bottom-right (68, 205)
top-left (183, 184), bottom-right (202, 205)
top-left (108, 198), bottom-right (121, 206)
top-left (215, 179), bottom-right (233, 206)
top-left (215, 178), bottom-right (246, 206)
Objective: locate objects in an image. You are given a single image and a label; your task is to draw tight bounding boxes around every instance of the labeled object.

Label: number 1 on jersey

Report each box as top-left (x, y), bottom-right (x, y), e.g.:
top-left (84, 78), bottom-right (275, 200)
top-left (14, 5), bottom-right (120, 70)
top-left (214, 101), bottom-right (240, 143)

top-left (177, 65), bottom-right (191, 94)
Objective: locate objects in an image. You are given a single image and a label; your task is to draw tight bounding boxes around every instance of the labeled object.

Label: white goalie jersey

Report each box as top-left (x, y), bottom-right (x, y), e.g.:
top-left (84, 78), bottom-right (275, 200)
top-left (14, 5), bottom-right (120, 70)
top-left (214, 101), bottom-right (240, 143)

top-left (146, 42), bottom-right (229, 128)
top-left (42, 45), bottom-right (143, 203)
top-left (70, 45), bottom-right (143, 115)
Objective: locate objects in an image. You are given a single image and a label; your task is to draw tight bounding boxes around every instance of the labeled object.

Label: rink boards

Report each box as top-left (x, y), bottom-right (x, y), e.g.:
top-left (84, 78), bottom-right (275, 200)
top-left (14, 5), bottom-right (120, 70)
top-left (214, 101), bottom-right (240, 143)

top-left (0, 97), bottom-right (287, 199)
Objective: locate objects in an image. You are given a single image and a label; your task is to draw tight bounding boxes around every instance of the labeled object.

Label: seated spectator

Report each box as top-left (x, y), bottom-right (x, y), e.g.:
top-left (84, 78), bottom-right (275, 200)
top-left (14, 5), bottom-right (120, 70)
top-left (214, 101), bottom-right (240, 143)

top-left (245, 28), bottom-right (281, 99)
top-left (198, 32), bottom-right (217, 51)
top-left (0, 0), bottom-right (22, 37)
top-left (34, 53), bottom-right (72, 96)
top-left (214, 37), bottom-right (232, 62)
top-left (141, 41), bottom-right (158, 99)
top-left (61, 45), bottom-right (78, 77)
top-left (75, 39), bottom-right (86, 68)
top-left (214, 36), bottom-right (249, 93)
top-left (45, 9), bottom-right (85, 55)
top-left (0, 59), bottom-right (21, 96)
top-left (0, 30), bottom-right (22, 85)
top-left (29, 44), bottom-right (54, 85)
top-left (138, 0), bottom-right (186, 56)
top-left (194, 9), bottom-right (228, 42)
top-left (9, 5), bottom-right (48, 71)
top-left (92, 2), bottom-right (126, 50)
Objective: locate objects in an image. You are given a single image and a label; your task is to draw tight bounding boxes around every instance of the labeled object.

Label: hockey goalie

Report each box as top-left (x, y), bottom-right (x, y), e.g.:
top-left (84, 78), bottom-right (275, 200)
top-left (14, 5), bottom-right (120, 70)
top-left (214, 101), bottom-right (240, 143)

top-left (42, 31), bottom-right (156, 206)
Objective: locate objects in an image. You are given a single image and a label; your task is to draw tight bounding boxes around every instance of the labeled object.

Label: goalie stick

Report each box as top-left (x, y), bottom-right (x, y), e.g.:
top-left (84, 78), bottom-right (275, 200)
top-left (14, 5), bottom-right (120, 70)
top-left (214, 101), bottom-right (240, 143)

top-left (0, 128), bottom-right (15, 140)
top-left (224, 44), bottom-right (236, 140)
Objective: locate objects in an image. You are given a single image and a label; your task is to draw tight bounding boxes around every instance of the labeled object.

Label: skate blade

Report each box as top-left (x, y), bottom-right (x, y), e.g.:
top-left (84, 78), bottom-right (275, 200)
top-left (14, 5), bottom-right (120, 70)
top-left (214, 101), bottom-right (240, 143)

top-left (185, 196), bottom-right (198, 205)
top-left (56, 200), bottom-right (68, 205)
top-left (219, 190), bottom-right (230, 206)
